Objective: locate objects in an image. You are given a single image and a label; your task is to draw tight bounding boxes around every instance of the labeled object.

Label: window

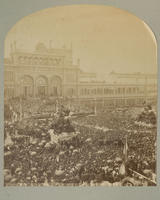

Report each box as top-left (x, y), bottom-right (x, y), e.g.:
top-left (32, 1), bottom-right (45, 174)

top-left (4, 71), bottom-right (14, 82)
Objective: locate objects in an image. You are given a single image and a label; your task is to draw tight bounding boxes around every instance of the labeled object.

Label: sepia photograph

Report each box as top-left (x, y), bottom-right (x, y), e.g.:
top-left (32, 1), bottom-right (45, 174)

top-left (3, 5), bottom-right (157, 186)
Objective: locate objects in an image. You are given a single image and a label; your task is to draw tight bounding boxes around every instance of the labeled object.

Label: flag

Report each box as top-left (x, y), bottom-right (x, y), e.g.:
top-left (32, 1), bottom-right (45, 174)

top-left (123, 135), bottom-right (128, 162)
top-left (56, 155), bottom-right (59, 162)
top-left (119, 162), bottom-right (126, 176)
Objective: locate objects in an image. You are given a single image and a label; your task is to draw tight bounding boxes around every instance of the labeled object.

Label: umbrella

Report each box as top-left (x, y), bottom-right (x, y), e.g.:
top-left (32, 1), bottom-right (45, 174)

top-left (143, 169), bottom-right (152, 175)
top-left (32, 175), bottom-right (37, 180)
top-left (4, 169), bottom-right (10, 175)
top-left (73, 149), bottom-right (78, 153)
top-left (107, 168), bottom-right (113, 173)
top-left (138, 175), bottom-right (144, 180)
top-left (30, 151), bottom-right (37, 156)
top-left (15, 168), bottom-right (22, 173)
top-left (31, 140), bottom-right (37, 145)
top-left (61, 132), bottom-right (68, 137)
top-left (76, 163), bottom-right (83, 168)
top-left (55, 169), bottom-right (64, 176)
top-left (121, 177), bottom-right (135, 186)
top-left (4, 151), bottom-right (12, 157)
top-left (112, 182), bottom-right (121, 186)
top-left (119, 163), bottom-right (126, 176)
top-left (59, 151), bottom-right (65, 155)
top-left (97, 150), bottom-right (104, 154)
top-left (31, 167), bottom-right (37, 171)
top-left (4, 174), bottom-right (12, 182)
top-left (18, 171), bottom-right (22, 176)
top-left (143, 161), bottom-right (149, 166)
top-left (45, 143), bottom-right (51, 148)
top-left (115, 157), bottom-right (122, 163)
top-left (107, 159), bottom-right (113, 164)
top-left (85, 138), bottom-right (92, 142)
top-left (100, 181), bottom-right (112, 186)
top-left (4, 143), bottom-right (12, 148)
top-left (10, 178), bottom-right (17, 183)
top-left (38, 142), bottom-right (44, 146)
top-left (115, 167), bottom-right (119, 171)
top-left (41, 140), bottom-right (46, 144)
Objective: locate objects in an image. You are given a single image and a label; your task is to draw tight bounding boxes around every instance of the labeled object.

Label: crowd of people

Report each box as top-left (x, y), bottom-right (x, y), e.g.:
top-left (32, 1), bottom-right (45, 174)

top-left (4, 98), bottom-right (157, 186)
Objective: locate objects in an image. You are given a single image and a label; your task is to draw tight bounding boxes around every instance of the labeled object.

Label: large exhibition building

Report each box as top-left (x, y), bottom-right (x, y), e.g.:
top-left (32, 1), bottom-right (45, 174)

top-left (4, 42), bottom-right (157, 107)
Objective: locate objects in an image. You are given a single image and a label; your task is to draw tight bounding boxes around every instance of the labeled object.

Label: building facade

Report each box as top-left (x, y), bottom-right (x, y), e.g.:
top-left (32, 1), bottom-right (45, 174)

top-left (4, 43), bottom-right (157, 107)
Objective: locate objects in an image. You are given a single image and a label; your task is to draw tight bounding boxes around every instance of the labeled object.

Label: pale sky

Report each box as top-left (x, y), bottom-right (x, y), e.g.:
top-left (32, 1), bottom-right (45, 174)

top-left (4, 5), bottom-right (157, 79)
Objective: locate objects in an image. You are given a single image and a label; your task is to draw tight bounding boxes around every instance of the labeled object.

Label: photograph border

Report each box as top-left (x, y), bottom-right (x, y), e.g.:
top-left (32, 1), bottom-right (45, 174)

top-left (0, 0), bottom-right (160, 200)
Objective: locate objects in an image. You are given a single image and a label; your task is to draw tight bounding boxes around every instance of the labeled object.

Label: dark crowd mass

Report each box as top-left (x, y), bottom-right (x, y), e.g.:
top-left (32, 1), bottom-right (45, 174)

top-left (4, 97), bottom-right (157, 186)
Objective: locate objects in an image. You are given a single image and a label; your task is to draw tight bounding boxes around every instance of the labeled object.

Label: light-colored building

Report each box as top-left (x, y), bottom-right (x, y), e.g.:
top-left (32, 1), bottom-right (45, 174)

top-left (4, 43), bottom-right (157, 107)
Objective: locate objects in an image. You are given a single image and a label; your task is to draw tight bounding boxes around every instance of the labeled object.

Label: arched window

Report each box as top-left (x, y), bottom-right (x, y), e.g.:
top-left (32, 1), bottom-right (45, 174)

top-left (21, 75), bottom-right (34, 97)
top-left (36, 76), bottom-right (48, 97)
top-left (50, 76), bottom-right (62, 96)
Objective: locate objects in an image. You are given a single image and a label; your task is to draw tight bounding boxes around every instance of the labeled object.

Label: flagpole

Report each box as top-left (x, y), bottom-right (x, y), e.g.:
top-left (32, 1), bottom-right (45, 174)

top-left (94, 98), bottom-right (97, 116)
top-left (123, 134), bottom-right (128, 164)
top-left (56, 99), bottom-right (59, 113)
top-left (20, 97), bottom-right (23, 121)
top-left (119, 135), bottom-right (128, 177)
top-left (125, 135), bottom-right (128, 163)
top-left (128, 168), bottom-right (156, 185)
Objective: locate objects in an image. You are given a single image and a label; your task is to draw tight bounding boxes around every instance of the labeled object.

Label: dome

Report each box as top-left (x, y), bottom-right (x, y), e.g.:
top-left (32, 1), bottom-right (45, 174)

top-left (35, 42), bottom-right (47, 52)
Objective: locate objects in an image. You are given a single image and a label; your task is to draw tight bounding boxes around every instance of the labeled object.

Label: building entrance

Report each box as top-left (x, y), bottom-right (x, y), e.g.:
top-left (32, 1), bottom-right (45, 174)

top-left (38, 86), bottom-right (47, 97)
top-left (21, 76), bottom-right (34, 97)
top-left (51, 76), bottom-right (62, 97)
top-left (36, 76), bottom-right (48, 97)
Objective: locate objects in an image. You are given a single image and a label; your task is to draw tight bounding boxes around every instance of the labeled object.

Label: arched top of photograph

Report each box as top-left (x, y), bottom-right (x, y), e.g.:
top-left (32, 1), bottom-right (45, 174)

top-left (4, 5), bottom-right (157, 80)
